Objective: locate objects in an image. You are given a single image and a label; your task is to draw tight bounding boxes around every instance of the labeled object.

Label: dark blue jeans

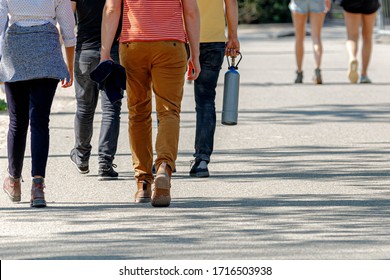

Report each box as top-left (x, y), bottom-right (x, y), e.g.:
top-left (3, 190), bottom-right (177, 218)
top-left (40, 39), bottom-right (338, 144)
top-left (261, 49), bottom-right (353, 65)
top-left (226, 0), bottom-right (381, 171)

top-left (5, 78), bottom-right (58, 178)
top-left (193, 42), bottom-right (225, 163)
top-left (73, 45), bottom-right (122, 166)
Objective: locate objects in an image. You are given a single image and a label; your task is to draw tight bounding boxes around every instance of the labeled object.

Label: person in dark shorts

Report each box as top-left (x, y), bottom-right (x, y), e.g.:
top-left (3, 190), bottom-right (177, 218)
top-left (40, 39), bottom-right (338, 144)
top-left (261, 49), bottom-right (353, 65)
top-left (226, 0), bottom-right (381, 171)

top-left (339, 0), bottom-right (381, 83)
top-left (340, 0), bottom-right (380, 15)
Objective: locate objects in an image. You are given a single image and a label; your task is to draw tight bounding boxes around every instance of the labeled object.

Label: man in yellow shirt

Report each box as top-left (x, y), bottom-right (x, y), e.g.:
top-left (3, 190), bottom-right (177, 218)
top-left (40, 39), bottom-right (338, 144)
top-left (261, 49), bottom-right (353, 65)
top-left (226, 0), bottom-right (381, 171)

top-left (190, 0), bottom-right (240, 177)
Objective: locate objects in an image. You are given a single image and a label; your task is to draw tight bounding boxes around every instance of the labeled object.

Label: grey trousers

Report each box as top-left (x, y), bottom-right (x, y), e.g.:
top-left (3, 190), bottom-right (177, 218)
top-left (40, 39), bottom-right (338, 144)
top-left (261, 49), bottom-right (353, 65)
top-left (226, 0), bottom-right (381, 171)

top-left (73, 45), bottom-right (122, 166)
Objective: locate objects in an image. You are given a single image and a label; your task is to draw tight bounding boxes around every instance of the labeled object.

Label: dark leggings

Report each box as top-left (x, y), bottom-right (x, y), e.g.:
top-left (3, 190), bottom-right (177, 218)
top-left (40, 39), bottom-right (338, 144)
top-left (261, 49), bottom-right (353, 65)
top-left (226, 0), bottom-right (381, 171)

top-left (5, 78), bottom-right (58, 178)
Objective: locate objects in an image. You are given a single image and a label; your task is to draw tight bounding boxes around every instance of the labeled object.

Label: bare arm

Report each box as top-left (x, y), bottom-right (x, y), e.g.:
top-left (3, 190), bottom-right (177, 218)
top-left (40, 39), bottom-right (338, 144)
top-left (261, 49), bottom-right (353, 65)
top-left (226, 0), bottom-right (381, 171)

top-left (62, 46), bottom-right (75, 87)
top-left (325, 0), bottom-right (331, 12)
top-left (182, 0), bottom-right (200, 80)
top-left (100, 0), bottom-right (122, 62)
top-left (57, 0), bottom-right (76, 87)
top-left (224, 0), bottom-right (240, 57)
top-left (71, 1), bottom-right (76, 13)
top-left (60, 1), bottom-right (77, 88)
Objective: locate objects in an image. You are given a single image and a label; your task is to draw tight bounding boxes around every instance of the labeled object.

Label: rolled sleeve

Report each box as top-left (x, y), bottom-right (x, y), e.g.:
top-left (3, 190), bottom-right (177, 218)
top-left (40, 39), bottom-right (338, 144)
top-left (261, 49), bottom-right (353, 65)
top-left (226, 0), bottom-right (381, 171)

top-left (56, 0), bottom-right (76, 47)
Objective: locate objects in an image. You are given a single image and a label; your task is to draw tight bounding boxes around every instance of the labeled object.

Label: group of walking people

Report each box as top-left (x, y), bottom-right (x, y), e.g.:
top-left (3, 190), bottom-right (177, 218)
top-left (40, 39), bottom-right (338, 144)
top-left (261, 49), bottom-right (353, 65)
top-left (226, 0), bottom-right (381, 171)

top-left (0, 0), bottom-right (240, 208)
top-left (0, 0), bottom-right (381, 208)
top-left (289, 0), bottom-right (381, 84)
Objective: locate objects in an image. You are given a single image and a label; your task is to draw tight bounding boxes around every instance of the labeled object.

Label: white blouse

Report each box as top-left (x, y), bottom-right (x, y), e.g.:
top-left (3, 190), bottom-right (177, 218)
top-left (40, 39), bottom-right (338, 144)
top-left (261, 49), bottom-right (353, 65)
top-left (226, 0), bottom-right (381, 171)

top-left (0, 0), bottom-right (76, 47)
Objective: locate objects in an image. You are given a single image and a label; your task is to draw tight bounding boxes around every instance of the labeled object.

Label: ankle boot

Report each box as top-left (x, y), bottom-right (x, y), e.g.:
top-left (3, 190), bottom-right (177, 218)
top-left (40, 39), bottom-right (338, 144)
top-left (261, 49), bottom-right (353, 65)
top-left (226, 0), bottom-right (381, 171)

top-left (3, 175), bottom-right (21, 202)
top-left (31, 178), bottom-right (46, 208)
top-left (151, 162), bottom-right (172, 207)
top-left (134, 180), bottom-right (152, 203)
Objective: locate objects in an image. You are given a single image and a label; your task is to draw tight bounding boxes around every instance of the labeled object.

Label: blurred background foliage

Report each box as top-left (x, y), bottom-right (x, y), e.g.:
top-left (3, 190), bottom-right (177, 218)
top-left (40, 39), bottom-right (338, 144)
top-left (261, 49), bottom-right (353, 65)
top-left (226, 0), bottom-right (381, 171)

top-left (0, 98), bottom-right (6, 111)
top-left (238, 0), bottom-right (292, 24)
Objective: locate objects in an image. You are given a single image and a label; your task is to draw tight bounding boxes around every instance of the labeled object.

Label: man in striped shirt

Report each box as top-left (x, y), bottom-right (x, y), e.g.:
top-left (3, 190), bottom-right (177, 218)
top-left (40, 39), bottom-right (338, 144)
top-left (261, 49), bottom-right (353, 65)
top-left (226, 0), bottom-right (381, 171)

top-left (101, 0), bottom-right (200, 207)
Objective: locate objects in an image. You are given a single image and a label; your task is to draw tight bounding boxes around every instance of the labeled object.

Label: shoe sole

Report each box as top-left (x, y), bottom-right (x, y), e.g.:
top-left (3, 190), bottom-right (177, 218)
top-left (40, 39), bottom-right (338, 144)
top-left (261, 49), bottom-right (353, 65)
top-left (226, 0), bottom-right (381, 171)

top-left (30, 199), bottom-right (47, 208)
top-left (135, 197), bottom-right (151, 203)
top-left (313, 76), bottom-right (322, 84)
top-left (196, 171), bottom-right (210, 178)
top-left (359, 76), bottom-right (372, 84)
top-left (348, 60), bottom-right (359, 84)
top-left (97, 176), bottom-right (118, 181)
top-left (151, 194), bottom-right (170, 207)
top-left (3, 188), bottom-right (21, 203)
top-left (152, 174), bottom-right (171, 207)
top-left (189, 170), bottom-right (210, 178)
top-left (154, 173), bottom-right (170, 189)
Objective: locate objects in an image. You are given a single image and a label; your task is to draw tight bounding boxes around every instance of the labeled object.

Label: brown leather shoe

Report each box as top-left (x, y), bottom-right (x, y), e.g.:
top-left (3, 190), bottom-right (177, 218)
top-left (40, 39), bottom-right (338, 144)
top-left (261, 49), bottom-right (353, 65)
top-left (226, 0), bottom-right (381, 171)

top-left (134, 180), bottom-right (152, 203)
top-left (3, 175), bottom-right (21, 203)
top-left (30, 178), bottom-right (46, 208)
top-left (151, 162), bottom-right (172, 207)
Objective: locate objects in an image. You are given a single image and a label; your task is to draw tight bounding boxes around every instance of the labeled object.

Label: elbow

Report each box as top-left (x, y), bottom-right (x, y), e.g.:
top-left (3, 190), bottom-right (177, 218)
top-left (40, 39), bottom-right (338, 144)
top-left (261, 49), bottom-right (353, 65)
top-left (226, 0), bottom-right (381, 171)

top-left (183, 1), bottom-right (200, 21)
top-left (104, 2), bottom-right (121, 17)
top-left (185, 8), bottom-right (199, 20)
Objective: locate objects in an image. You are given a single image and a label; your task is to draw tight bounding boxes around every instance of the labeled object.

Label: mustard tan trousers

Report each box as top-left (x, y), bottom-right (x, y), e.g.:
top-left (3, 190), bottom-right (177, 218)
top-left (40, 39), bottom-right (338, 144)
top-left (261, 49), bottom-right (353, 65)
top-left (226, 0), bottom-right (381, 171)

top-left (120, 41), bottom-right (187, 184)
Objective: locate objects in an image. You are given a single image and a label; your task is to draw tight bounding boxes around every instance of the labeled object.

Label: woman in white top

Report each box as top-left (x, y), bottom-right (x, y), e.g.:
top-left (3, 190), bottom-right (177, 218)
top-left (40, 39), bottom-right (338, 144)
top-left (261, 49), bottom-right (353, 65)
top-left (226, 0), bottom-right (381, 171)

top-left (0, 0), bottom-right (76, 208)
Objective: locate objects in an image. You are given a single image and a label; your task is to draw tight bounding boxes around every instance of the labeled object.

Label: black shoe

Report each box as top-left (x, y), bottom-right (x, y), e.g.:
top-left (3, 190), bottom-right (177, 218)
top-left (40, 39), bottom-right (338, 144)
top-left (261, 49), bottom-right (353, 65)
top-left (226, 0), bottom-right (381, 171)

top-left (313, 68), bottom-right (322, 84)
top-left (70, 149), bottom-right (89, 174)
top-left (98, 164), bottom-right (118, 181)
top-left (295, 70), bottom-right (303, 84)
top-left (189, 160), bottom-right (209, 178)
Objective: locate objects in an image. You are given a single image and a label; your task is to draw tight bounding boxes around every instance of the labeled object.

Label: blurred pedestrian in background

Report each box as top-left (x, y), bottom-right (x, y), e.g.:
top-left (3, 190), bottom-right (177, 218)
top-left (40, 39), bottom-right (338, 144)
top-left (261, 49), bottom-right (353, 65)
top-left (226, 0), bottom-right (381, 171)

top-left (289, 0), bottom-right (331, 84)
top-left (339, 0), bottom-right (381, 83)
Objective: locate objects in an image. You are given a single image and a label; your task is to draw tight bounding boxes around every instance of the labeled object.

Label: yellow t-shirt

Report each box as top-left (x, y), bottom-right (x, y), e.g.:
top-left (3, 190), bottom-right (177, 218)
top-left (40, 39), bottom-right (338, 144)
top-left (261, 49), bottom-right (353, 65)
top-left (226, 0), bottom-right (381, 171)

top-left (198, 0), bottom-right (227, 43)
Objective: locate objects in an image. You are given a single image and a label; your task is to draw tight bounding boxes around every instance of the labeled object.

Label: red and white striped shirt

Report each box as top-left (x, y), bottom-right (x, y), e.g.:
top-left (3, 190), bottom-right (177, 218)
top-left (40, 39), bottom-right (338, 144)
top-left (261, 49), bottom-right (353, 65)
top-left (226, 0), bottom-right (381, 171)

top-left (120, 0), bottom-right (187, 43)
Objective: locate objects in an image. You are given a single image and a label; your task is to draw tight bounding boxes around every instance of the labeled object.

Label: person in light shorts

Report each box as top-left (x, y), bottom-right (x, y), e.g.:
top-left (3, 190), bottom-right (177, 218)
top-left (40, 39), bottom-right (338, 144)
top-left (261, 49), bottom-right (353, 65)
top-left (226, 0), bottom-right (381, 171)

top-left (289, 0), bottom-right (327, 14)
top-left (289, 0), bottom-right (331, 84)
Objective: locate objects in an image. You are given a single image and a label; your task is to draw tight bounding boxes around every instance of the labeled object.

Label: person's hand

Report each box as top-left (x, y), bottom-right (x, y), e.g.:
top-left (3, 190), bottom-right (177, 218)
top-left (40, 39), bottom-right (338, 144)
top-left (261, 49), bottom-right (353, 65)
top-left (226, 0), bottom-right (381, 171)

top-left (100, 50), bottom-right (113, 63)
top-left (225, 37), bottom-right (240, 57)
top-left (187, 55), bottom-right (201, 81)
top-left (61, 71), bottom-right (73, 88)
top-left (325, 0), bottom-right (331, 12)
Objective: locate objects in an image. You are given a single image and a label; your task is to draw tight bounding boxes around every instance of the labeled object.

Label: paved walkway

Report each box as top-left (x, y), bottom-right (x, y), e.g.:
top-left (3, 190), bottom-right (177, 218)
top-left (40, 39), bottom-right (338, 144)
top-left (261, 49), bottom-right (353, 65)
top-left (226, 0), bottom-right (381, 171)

top-left (1, 24), bottom-right (390, 259)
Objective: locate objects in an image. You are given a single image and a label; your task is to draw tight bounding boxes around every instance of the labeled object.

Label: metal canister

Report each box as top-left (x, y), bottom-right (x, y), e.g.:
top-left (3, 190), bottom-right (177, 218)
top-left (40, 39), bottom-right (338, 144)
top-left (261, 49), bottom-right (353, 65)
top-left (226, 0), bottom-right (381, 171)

top-left (222, 53), bottom-right (242, 125)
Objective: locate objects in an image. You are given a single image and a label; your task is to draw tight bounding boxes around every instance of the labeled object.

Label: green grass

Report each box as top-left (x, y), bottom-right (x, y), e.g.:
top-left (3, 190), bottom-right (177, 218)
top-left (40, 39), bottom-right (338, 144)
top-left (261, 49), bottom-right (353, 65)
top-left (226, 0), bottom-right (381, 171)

top-left (0, 98), bottom-right (7, 111)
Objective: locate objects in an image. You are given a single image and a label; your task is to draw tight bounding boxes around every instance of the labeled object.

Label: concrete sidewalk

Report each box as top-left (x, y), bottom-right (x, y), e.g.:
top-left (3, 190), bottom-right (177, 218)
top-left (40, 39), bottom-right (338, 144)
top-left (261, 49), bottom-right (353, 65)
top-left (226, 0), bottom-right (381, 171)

top-left (1, 24), bottom-right (390, 259)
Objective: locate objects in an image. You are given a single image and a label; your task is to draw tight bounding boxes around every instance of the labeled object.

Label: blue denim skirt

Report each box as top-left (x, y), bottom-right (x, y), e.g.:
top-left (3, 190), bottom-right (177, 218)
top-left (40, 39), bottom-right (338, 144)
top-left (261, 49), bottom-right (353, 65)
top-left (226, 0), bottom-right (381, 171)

top-left (0, 22), bottom-right (69, 83)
